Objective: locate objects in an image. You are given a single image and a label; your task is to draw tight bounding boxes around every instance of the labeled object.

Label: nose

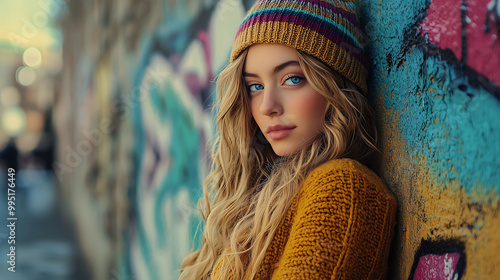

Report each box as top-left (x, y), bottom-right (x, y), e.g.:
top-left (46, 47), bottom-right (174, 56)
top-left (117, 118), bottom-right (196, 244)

top-left (259, 87), bottom-right (283, 116)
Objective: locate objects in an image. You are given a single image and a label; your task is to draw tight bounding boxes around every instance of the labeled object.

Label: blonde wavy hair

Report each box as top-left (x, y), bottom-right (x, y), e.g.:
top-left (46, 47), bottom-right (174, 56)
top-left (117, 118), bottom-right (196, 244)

top-left (179, 48), bottom-right (377, 280)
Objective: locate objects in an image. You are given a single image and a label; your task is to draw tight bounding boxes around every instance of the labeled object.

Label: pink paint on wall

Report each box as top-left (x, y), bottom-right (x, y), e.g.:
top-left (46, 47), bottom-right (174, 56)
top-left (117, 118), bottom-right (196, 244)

top-left (419, 0), bottom-right (462, 59)
top-left (419, 0), bottom-right (500, 86)
top-left (413, 252), bottom-right (461, 280)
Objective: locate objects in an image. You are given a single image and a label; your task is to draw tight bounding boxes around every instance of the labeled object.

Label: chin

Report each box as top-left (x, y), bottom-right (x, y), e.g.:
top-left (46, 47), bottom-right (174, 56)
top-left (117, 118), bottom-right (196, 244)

top-left (271, 146), bottom-right (300, 157)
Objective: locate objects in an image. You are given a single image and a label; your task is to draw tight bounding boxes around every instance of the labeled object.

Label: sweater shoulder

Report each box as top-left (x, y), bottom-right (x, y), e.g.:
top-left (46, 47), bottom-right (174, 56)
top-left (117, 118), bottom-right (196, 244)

top-left (300, 158), bottom-right (396, 205)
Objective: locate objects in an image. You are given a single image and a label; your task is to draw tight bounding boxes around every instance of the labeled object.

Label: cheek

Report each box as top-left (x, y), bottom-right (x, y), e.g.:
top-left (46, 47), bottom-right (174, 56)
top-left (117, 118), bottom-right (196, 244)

top-left (250, 98), bottom-right (263, 127)
top-left (250, 98), bottom-right (257, 117)
top-left (296, 91), bottom-right (328, 125)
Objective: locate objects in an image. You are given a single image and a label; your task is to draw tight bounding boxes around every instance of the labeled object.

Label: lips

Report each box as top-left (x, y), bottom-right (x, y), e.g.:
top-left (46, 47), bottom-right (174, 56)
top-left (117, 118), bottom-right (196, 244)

top-left (266, 125), bottom-right (296, 140)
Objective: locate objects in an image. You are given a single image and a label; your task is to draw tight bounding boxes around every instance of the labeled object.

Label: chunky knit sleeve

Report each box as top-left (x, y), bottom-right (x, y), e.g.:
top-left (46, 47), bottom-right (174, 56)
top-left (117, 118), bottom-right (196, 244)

top-left (270, 158), bottom-right (397, 280)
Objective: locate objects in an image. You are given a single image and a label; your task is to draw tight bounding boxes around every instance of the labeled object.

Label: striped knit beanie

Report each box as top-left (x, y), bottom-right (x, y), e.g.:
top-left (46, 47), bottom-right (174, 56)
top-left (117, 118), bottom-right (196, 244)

top-left (230, 0), bottom-right (368, 94)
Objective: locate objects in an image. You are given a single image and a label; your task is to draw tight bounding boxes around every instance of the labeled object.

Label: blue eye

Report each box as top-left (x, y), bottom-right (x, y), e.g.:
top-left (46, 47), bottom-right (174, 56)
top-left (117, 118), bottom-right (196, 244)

top-left (248, 84), bottom-right (264, 92)
top-left (284, 76), bottom-right (303, 85)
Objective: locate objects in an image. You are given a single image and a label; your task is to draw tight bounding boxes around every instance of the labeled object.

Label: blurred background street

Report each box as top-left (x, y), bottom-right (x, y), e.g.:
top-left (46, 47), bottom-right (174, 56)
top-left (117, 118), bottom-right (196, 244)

top-left (0, 1), bottom-right (82, 279)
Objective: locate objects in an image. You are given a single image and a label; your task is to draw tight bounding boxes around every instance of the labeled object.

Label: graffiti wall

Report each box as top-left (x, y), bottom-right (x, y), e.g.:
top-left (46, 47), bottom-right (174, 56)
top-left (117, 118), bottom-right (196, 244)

top-left (358, 0), bottom-right (500, 278)
top-left (54, 0), bottom-right (500, 279)
top-left (123, 1), bottom-right (254, 279)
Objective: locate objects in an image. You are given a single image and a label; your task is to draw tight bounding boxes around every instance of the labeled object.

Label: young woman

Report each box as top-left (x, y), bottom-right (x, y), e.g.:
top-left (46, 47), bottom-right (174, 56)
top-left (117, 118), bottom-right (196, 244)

top-left (180, 0), bottom-right (397, 279)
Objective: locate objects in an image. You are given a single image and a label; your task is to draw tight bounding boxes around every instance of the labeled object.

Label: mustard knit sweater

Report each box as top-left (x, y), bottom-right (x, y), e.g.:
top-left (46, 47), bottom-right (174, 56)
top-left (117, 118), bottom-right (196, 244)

top-left (211, 158), bottom-right (397, 279)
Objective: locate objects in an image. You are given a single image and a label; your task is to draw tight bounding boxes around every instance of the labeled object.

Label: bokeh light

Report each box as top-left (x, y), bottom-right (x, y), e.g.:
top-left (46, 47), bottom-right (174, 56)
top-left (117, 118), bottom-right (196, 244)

top-left (23, 47), bottom-right (43, 68)
top-left (16, 66), bottom-right (37, 86)
top-left (1, 106), bottom-right (27, 137)
top-left (0, 86), bottom-right (21, 107)
top-left (26, 110), bottom-right (45, 132)
top-left (15, 131), bottom-right (41, 154)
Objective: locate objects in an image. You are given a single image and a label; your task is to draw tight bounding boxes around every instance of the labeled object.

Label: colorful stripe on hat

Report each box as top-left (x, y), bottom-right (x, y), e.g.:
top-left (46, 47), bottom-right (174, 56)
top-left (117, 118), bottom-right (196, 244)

top-left (236, 7), bottom-right (368, 69)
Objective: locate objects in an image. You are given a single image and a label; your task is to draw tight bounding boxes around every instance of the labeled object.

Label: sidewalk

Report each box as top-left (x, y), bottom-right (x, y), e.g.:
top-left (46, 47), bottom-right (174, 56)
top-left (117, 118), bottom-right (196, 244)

top-left (0, 169), bottom-right (85, 280)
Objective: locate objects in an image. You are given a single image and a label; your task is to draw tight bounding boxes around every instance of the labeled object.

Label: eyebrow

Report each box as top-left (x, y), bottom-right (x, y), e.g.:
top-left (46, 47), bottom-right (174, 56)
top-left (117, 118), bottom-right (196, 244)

top-left (243, 60), bottom-right (300, 78)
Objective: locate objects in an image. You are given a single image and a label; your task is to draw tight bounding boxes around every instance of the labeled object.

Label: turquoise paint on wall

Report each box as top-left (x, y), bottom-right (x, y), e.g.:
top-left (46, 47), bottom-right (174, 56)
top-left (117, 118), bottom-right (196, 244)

top-left (360, 0), bottom-right (500, 194)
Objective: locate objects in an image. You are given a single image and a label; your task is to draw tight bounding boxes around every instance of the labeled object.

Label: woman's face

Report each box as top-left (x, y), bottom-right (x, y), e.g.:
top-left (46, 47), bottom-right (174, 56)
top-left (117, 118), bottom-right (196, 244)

top-left (244, 43), bottom-right (328, 156)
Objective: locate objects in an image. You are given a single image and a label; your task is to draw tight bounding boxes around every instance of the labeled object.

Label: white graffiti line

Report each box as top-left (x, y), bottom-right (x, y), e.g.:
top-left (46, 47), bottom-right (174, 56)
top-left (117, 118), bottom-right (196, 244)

top-left (443, 253), bottom-right (454, 280)
top-left (215, 0), bottom-right (239, 21)
top-left (485, 0), bottom-right (500, 34)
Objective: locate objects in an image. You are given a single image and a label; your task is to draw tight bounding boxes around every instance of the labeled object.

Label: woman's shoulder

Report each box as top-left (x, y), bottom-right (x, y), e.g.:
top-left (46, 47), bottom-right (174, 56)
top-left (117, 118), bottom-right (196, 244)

top-left (304, 158), bottom-right (384, 186)
top-left (300, 158), bottom-right (396, 206)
